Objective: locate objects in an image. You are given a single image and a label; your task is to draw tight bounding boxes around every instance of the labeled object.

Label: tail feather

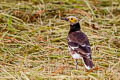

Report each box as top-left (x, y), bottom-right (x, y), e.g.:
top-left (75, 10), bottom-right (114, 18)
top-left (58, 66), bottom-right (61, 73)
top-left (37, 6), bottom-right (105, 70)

top-left (82, 57), bottom-right (94, 70)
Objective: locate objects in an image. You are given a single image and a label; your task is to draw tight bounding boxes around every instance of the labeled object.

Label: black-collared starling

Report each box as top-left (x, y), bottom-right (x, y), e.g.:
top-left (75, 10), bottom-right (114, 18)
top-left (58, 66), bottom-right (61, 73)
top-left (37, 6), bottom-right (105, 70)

top-left (62, 16), bottom-right (94, 70)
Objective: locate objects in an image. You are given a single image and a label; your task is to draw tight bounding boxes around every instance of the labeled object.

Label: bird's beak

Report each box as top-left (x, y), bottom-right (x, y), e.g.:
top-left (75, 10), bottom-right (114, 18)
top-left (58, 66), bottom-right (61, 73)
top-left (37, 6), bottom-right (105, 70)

top-left (61, 17), bottom-right (69, 21)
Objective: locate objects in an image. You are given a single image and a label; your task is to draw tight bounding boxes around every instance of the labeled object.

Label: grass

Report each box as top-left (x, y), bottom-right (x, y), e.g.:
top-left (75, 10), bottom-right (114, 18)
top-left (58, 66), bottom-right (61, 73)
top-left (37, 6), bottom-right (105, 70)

top-left (0, 0), bottom-right (120, 80)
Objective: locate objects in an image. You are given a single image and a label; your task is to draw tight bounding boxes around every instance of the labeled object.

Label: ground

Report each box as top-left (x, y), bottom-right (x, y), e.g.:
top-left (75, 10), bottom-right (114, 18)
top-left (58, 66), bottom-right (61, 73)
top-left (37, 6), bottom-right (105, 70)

top-left (0, 0), bottom-right (120, 80)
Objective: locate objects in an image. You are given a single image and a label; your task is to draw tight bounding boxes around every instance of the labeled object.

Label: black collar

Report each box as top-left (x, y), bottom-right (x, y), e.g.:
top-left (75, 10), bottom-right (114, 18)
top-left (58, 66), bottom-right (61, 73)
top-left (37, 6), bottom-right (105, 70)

top-left (69, 23), bottom-right (81, 32)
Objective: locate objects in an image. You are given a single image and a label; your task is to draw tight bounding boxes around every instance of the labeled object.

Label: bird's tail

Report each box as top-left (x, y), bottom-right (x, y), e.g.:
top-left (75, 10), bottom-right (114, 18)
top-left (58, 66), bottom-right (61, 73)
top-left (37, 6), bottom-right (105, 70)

top-left (82, 57), bottom-right (94, 70)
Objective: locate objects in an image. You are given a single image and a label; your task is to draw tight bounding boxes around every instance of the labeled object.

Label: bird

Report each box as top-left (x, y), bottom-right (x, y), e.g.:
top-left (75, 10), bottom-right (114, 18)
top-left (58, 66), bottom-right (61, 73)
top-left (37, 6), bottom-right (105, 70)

top-left (61, 16), bottom-right (94, 70)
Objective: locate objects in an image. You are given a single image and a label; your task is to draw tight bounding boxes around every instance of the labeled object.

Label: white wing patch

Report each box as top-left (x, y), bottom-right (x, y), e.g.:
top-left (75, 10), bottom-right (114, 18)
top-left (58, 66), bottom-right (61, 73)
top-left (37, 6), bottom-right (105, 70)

top-left (71, 46), bottom-right (78, 50)
top-left (81, 44), bottom-right (90, 47)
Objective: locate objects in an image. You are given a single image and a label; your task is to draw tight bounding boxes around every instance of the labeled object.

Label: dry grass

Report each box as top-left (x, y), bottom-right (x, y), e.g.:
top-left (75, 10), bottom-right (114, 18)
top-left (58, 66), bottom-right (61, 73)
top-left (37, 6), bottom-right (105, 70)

top-left (0, 0), bottom-right (120, 80)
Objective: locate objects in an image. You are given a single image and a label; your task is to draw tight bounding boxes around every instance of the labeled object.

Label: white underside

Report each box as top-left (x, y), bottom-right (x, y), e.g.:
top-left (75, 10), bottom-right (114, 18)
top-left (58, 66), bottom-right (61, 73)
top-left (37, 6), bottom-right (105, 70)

top-left (68, 46), bottom-right (91, 70)
top-left (68, 46), bottom-right (81, 59)
top-left (72, 53), bottom-right (91, 70)
top-left (72, 53), bottom-right (81, 59)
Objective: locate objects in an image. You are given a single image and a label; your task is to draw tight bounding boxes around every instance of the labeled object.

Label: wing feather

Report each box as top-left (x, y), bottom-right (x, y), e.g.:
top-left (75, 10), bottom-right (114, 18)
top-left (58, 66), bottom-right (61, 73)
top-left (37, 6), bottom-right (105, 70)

top-left (68, 31), bottom-right (91, 55)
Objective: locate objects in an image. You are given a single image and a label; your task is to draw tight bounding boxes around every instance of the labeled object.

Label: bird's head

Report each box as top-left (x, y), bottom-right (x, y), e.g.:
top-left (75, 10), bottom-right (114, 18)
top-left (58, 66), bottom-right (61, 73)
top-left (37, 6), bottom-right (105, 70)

top-left (61, 16), bottom-right (79, 25)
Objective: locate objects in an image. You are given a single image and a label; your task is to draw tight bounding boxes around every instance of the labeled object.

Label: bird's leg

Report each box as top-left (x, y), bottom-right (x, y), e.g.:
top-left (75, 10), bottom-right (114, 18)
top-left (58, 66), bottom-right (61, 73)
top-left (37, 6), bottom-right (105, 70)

top-left (74, 59), bottom-right (78, 70)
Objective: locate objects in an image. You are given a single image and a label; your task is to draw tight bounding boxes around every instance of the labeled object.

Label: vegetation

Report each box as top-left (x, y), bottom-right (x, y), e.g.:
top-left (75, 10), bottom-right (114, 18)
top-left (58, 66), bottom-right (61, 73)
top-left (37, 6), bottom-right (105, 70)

top-left (0, 0), bottom-right (120, 80)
